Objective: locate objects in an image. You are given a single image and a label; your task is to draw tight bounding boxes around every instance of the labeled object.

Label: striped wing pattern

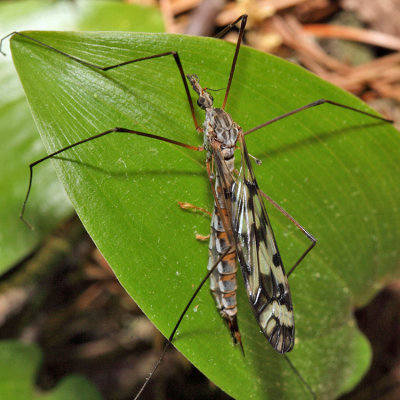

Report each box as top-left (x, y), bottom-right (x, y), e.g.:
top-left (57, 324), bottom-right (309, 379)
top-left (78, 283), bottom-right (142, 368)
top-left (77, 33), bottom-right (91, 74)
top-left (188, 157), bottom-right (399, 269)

top-left (186, 74), bottom-right (294, 353)
top-left (231, 136), bottom-right (294, 353)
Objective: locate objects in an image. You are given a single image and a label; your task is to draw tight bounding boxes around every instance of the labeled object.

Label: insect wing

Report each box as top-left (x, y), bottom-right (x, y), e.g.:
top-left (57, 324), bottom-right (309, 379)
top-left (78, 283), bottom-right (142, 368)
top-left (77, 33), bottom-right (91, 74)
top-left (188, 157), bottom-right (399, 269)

top-left (232, 136), bottom-right (294, 353)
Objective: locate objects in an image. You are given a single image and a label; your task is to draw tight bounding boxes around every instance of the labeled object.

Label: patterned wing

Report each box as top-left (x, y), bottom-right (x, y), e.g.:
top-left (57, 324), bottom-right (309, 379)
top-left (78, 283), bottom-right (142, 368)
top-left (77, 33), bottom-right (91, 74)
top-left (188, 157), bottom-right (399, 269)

top-left (231, 135), bottom-right (294, 353)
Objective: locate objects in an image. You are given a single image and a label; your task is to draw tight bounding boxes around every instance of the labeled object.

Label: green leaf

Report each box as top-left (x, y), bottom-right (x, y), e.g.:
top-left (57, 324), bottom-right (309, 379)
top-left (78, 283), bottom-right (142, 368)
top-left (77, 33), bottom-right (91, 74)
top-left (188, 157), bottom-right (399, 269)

top-left (0, 340), bottom-right (102, 399)
top-left (10, 31), bottom-right (400, 399)
top-left (0, 0), bottom-right (163, 274)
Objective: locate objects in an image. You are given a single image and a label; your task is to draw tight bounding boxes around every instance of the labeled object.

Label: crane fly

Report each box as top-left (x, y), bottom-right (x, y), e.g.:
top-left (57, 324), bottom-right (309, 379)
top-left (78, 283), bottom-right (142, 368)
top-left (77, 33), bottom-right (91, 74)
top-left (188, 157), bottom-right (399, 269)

top-left (187, 72), bottom-right (299, 354)
top-left (1, 13), bottom-right (392, 399)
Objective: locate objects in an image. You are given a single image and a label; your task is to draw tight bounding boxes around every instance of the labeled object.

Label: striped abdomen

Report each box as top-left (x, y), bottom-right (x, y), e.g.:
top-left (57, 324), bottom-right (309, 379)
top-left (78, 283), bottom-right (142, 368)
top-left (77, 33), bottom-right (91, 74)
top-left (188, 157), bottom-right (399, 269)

top-left (207, 158), bottom-right (242, 345)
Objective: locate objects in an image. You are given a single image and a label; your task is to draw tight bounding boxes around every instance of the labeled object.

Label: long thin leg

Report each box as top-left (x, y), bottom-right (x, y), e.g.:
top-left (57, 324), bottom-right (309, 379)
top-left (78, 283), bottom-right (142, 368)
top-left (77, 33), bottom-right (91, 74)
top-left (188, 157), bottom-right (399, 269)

top-left (283, 355), bottom-right (316, 399)
top-left (1, 31), bottom-right (201, 131)
top-left (21, 127), bottom-right (203, 228)
top-left (245, 98), bottom-right (392, 136)
top-left (247, 98), bottom-right (392, 274)
top-left (216, 14), bottom-right (248, 110)
top-left (260, 190), bottom-right (316, 277)
top-left (133, 246), bottom-right (233, 400)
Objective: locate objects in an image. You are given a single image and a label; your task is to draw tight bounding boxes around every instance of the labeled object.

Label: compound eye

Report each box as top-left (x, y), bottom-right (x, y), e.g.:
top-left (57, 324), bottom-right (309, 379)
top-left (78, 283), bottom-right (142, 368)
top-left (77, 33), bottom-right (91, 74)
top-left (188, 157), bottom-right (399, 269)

top-left (197, 97), bottom-right (205, 107)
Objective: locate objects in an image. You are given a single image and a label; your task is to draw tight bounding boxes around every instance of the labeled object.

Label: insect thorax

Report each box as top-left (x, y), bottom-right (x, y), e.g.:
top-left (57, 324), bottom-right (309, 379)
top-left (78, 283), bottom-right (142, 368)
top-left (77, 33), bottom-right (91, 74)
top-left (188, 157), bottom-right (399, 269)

top-left (203, 108), bottom-right (240, 163)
